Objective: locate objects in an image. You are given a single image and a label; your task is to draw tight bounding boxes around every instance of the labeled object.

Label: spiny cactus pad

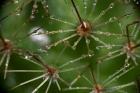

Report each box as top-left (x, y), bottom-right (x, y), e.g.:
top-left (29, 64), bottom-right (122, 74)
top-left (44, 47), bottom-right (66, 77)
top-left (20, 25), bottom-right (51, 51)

top-left (0, 0), bottom-right (140, 93)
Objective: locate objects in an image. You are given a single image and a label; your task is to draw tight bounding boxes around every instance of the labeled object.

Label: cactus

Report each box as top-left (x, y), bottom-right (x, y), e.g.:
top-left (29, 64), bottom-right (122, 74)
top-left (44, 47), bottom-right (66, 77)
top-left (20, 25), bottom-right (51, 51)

top-left (0, 0), bottom-right (140, 93)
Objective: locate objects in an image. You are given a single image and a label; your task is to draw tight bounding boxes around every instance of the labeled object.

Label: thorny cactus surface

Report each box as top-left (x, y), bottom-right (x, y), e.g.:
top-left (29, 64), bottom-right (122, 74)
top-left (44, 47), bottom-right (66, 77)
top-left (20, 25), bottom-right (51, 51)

top-left (0, 0), bottom-right (140, 93)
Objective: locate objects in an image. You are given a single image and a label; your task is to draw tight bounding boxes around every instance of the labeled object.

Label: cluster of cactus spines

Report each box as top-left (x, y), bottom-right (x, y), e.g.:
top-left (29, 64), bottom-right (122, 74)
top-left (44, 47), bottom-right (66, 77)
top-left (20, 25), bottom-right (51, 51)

top-left (0, 0), bottom-right (140, 93)
top-left (98, 20), bottom-right (140, 66)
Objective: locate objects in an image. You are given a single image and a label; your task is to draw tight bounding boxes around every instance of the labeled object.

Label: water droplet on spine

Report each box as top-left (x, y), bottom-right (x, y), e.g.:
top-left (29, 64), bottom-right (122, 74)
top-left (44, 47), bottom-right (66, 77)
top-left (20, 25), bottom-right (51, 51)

top-left (16, 13), bottom-right (21, 16)
top-left (24, 55), bottom-right (31, 60)
top-left (109, 3), bottom-right (114, 9)
top-left (125, 63), bottom-right (130, 68)
top-left (14, 0), bottom-right (19, 4)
